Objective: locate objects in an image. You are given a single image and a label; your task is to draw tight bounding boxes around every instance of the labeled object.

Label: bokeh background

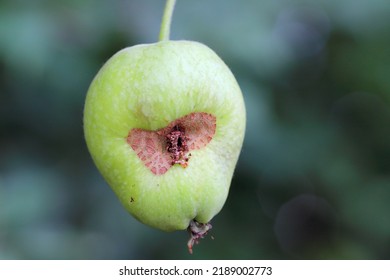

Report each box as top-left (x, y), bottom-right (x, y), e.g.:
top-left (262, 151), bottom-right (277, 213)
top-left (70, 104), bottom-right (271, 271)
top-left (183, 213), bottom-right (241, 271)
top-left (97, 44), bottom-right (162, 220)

top-left (1, 0), bottom-right (390, 259)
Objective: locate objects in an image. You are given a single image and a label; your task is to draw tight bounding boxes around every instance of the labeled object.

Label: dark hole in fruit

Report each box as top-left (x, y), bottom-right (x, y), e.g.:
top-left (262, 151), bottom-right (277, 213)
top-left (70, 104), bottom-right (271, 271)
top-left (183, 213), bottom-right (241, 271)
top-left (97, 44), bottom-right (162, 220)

top-left (166, 124), bottom-right (189, 166)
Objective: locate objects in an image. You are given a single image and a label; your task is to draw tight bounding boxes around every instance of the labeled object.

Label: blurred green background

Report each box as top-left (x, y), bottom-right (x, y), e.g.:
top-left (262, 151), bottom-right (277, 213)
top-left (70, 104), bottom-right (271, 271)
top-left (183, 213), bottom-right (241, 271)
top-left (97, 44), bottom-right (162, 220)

top-left (1, 0), bottom-right (390, 259)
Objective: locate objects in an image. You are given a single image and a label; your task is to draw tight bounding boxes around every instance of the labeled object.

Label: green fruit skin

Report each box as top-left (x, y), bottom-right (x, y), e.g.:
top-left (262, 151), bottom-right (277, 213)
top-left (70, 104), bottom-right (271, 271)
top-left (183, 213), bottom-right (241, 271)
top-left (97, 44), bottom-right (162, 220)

top-left (83, 40), bottom-right (246, 231)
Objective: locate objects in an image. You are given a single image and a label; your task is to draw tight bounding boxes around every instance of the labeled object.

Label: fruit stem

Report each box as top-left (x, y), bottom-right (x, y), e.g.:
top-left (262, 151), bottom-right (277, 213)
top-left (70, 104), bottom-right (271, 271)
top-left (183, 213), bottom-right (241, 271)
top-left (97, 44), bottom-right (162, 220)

top-left (159, 0), bottom-right (176, 41)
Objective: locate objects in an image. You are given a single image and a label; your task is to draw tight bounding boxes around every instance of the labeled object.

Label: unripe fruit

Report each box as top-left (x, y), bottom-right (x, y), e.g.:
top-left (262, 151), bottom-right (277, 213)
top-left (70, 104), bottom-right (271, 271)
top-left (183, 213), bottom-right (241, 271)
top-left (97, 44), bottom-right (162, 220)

top-left (83, 40), bottom-right (245, 252)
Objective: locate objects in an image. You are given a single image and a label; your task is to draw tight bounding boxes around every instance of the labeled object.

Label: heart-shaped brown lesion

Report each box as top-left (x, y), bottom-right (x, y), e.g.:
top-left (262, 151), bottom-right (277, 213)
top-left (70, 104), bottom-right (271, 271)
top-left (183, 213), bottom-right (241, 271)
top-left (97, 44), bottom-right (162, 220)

top-left (127, 112), bottom-right (216, 175)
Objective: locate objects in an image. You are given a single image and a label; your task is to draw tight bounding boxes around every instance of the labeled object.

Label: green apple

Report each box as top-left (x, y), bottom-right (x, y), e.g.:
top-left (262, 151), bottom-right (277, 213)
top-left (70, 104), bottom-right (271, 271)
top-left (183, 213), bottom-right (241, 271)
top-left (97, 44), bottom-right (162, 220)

top-left (83, 40), bottom-right (245, 251)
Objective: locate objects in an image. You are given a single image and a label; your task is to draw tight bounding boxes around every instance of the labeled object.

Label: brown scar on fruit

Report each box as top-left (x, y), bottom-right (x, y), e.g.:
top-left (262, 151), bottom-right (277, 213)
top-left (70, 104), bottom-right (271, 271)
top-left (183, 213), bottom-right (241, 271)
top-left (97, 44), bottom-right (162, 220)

top-left (127, 112), bottom-right (216, 175)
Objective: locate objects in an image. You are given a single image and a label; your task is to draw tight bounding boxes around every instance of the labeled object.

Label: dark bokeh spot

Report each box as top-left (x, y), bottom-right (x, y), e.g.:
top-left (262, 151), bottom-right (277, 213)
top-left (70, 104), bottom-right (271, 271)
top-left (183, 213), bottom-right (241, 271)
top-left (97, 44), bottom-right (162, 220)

top-left (274, 194), bottom-right (336, 258)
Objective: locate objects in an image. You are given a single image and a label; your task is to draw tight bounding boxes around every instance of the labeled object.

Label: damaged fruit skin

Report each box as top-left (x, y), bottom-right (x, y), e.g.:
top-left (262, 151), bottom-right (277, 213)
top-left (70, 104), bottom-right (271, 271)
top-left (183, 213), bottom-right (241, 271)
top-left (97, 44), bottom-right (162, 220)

top-left (83, 40), bottom-right (246, 232)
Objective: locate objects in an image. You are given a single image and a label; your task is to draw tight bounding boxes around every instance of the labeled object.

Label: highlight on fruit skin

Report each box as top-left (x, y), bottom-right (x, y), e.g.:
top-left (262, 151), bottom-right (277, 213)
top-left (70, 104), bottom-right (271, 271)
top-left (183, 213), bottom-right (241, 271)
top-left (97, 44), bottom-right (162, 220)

top-left (83, 40), bottom-right (246, 252)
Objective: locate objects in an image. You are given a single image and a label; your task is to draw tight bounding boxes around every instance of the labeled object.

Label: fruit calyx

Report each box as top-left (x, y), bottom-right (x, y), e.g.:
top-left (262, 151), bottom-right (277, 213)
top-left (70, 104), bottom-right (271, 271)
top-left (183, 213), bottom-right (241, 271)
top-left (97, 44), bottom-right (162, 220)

top-left (187, 220), bottom-right (212, 254)
top-left (127, 112), bottom-right (216, 176)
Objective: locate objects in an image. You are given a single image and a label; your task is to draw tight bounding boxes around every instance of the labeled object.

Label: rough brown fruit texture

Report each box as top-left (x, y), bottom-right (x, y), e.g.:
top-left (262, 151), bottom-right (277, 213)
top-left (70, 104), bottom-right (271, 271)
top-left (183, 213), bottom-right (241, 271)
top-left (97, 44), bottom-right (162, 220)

top-left (127, 112), bottom-right (216, 175)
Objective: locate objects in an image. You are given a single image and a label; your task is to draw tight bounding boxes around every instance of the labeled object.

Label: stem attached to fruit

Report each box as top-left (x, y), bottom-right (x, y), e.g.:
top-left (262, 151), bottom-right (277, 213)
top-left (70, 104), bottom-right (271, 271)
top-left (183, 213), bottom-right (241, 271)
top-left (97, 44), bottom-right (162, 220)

top-left (159, 0), bottom-right (177, 41)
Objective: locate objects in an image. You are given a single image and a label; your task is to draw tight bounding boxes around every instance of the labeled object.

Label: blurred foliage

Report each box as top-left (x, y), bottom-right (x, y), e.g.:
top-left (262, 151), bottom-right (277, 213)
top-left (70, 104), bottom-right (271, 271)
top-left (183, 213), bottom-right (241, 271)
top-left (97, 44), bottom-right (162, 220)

top-left (1, 0), bottom-right (390, 259)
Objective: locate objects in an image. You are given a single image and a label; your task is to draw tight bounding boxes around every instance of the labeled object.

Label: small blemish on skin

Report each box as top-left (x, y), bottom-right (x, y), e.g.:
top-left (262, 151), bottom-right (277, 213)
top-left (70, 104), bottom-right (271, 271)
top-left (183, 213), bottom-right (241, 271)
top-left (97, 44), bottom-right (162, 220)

top-left (127, 112), bottom-right (216, 176)
top-left (130, 197), bottom-right (135, 203)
